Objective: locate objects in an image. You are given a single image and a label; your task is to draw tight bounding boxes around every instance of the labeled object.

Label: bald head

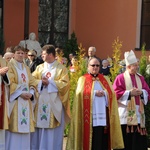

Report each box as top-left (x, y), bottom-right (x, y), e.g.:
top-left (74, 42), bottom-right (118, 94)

top-left (88, 58), bottom-right (100, 75)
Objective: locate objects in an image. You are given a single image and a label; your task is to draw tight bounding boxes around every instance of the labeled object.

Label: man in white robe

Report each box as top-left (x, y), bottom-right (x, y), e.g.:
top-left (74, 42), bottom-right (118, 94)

top-left (31, 44), bottom-right (70, 150)
top-left (6, 46), bottom-right (42, 150)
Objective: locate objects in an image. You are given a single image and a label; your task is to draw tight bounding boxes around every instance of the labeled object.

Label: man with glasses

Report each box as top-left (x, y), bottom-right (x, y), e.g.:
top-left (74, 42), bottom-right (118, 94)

top-left (67, 57), bottom-right (124, 150)
top-left (26, 49), bottom-right (43, 73)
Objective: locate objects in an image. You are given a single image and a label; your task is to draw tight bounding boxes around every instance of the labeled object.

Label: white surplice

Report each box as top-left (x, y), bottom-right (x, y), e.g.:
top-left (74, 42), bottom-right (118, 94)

top-left (0, 130), bottom-right (5, 150)
top-left (31, 108), bottom-right (65, 150)
top-left (6, 62), bottom-right (34, 150)
top-left (6, 130), bottom-right (30, 150)
top-left (92, 81), bottom-right (108, 127)
top-left (31, 61), bottom-right (65, 150)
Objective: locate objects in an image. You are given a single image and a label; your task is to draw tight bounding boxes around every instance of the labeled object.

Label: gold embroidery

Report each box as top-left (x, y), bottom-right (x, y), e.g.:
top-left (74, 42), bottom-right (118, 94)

top-left (84, 95), bottom-right (89, 99)
top-left (92, 77), bottom-right (99, 81)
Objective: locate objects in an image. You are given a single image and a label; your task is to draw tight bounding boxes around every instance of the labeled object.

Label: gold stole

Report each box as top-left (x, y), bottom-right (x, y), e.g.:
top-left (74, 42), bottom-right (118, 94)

top-left (124, 71), bottom-right (146, 134)
top-left (0, 56), bottom-right (8, 129)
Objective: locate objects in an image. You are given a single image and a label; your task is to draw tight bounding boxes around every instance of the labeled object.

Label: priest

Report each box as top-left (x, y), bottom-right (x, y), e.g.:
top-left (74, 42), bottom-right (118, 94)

top-left (0, 56), bottom-right (9, 150)
top-left (31, 44), bottom-right (70, 150)
top-left (6, 46), bottom-right (41, 150)
top-left (66, 57), bottom-right (124, 150)
top-left (113, 50), bottom-right (150, 150)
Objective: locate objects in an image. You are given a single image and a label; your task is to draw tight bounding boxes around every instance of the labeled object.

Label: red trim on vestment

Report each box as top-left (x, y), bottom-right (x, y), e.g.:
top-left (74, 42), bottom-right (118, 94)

top-left (83, 73), bottom-right (113, 150)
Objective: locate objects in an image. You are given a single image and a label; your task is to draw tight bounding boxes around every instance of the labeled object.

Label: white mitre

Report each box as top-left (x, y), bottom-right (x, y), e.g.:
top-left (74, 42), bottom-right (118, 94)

top-left (124, 50), bottom-right (137, 66)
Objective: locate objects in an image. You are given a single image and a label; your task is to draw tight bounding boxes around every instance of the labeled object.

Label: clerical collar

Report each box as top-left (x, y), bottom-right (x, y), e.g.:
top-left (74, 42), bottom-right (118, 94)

top-left (102, 67), bottom-right (107, 69)
top-left (47, 60), bottom-right (55, 64)
top-left (46, 60), bottom-right (55, 68)
top-left (16, 60), bottom-right (23, 70)
top-left (90, 73), bottom-right (98, 77)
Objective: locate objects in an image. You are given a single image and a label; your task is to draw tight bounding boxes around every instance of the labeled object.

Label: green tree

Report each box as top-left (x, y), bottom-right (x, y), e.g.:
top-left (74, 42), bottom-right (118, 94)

top-left (139, 44), bottom-right (150, 147)
top-left (64, 44), bottom-right (87, 136)
top-left (109, 37), bottom-right (122, 83)
top-left (63, 32), bottom-right (79, 58)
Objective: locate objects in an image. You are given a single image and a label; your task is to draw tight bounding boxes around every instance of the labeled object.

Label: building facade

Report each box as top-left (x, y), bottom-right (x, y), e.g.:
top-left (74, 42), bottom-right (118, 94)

top-left (2, 0), bottom-right (150, 59)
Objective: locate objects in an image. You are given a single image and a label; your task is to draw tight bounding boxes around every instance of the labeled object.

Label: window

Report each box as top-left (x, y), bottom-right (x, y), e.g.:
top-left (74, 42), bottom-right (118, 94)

top-left (38, 0), bottom-right (69, 47)
top-left (141, 0), bottom-right (150, 49)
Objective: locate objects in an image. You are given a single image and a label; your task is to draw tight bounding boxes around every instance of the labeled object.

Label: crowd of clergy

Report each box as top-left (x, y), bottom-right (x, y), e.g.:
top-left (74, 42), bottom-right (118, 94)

top-left (0, 36), bottom-right (150, 150)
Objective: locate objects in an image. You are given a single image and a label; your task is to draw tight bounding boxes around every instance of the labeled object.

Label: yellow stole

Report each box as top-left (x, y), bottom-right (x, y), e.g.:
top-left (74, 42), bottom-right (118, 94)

top-left (124, 71), bottom-right (146, 134)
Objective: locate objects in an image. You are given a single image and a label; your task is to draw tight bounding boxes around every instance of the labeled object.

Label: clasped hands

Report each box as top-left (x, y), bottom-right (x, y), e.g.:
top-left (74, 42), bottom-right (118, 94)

top-left (95, 90), bottom-right (105, 97)
top-left (20, 93), bottom-right (32, 100)
top-left (42, 77), bottom-right (49, 86)
top-left (0, 67), bottom-right (9, 76)
top-left (130, 87), bottom-right (142, 97)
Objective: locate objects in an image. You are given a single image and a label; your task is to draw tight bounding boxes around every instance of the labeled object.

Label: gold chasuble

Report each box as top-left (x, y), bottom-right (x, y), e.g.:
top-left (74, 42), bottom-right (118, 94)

top-left (0, 56), bottom-right (9, 129)
top-left (32, 61), bottom-right (70, 128)
top-left (8, 59), bottom-right (39, 133)
top-left (66, 73), bottom-right (124, 150)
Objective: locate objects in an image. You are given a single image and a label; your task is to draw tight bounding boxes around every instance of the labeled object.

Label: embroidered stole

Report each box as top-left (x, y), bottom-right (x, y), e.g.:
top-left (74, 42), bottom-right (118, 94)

top-left (37, 89), bottom-right (51, 128)
top-left (36, 62), bottom-right (62, 128)
top-left (15, 65), bottom-right (30, 133)
top-left (123, 71), bottom-right (145, 129)
top-left (83, 74), bottom-right (113, 150)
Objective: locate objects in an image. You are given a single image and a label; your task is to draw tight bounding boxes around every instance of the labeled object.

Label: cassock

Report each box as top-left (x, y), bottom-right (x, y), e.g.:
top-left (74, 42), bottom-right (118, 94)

top-left (31, 60), bottom-right (70, 150)
top-left (113, 71), bottom-right (150, 150)
top-left (6, 59), bottom-right (40, 150)
top-left (66, 73), bottom-right (124, 150)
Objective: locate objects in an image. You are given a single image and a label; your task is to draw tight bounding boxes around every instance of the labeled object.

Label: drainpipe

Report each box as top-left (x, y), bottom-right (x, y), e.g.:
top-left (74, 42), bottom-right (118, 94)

top-left (24, 0), bottom-right (30, 44)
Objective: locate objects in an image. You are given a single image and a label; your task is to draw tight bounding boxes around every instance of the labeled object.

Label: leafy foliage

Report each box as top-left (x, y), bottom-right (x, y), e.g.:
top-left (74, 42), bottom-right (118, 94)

top-left (109, 37), bottom-right (122, 83)
top-left (139, 44), bottom-right (147, 77)
top-left (69, 43), bottom-right (87, 110)
top-left (64, 43), bottom-right (87, 136)
top-left (139, 44), bottom-right (150, 147)
top-left (63, 32), bottom-right (79, 58)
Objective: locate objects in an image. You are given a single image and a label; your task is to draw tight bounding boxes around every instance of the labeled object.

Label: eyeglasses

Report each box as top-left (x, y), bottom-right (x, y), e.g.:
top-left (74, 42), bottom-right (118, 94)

top-left (90, 64), bottom-right (100, 67)
top-left (28, 55), bottom-right (34, 57)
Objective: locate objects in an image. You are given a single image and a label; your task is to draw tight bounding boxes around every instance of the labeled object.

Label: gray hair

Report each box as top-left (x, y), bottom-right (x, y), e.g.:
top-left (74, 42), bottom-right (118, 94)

top-left (102, 59), bottom-right (108, 64)
top-left (88, 46), bottom-right (96, 52)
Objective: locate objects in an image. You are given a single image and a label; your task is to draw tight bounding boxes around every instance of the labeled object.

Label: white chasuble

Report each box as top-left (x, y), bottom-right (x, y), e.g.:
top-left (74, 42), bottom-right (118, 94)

top-left (15, 66), bottom-right (30, 133)
top-left (37, 62), bottom-right (62, 128)
top-left (92, 81), bottom-right (108, 127)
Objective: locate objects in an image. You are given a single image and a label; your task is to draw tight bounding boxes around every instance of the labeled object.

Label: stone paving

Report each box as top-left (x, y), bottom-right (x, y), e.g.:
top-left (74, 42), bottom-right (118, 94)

top-left (63, 137), bottom-right (150, 150)
top-left (63, 137), bottom-right (67, 150)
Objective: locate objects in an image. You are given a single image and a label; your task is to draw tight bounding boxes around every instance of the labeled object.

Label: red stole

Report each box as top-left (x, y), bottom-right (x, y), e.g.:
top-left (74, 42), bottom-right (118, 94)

top-left (83, 73), bottom-right (113, 150)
